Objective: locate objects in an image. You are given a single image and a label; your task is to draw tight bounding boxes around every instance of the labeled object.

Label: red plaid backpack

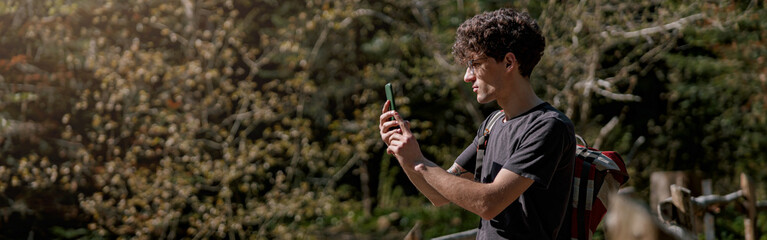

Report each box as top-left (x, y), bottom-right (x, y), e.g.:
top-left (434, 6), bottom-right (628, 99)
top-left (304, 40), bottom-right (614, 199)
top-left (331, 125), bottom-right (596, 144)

top-left (570, 135), bottom-right (629, 240)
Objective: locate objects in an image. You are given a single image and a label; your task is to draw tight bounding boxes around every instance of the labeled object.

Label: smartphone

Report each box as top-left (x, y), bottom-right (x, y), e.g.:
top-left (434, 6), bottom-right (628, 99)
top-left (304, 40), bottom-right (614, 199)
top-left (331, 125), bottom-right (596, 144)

top-left (384, 83), bottom-right (399, 129)
top-left (385, 83), bottom-right (397, 113)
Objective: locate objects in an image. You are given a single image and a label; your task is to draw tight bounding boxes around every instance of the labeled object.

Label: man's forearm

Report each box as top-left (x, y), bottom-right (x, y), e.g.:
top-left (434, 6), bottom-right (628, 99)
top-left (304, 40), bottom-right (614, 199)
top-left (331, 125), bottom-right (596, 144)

top-left (398, 157), bottom-right (450, 206)
top-left (415, 163), bottom-right (533, 220)
top-left (416, 164), bottom-right (488, 215)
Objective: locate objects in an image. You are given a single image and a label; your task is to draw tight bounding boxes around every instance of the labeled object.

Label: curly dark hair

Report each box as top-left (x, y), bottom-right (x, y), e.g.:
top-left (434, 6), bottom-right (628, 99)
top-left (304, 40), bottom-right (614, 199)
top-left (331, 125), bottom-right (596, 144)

top-left (452, 8), bottom-right (545, 77)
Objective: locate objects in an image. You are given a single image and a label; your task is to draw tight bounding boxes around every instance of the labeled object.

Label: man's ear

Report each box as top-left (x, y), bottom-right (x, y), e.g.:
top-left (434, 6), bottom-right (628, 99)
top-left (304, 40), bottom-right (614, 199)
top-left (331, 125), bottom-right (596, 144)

top-left (504, 52), bottom-right (517, 70)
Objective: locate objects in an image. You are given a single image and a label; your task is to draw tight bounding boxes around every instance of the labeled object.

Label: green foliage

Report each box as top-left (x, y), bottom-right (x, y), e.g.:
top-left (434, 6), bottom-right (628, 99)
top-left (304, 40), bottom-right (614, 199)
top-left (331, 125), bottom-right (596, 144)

top-left (0, 0), bottom-right (765, 239)
top-left (634, 1), bottom-right (767, 184)
top-left (50, 226), bottom-right (90, 239)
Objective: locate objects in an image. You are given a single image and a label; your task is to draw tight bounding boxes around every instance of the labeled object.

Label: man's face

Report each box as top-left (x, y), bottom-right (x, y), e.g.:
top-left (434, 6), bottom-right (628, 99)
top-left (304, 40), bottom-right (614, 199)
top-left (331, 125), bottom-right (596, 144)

top-left (463, 55), bottom-right (505, 104)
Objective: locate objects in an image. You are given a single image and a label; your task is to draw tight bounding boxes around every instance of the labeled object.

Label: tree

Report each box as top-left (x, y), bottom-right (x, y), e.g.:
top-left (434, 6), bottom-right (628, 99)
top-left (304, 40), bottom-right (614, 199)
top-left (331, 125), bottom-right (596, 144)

top-left (0, 0), bottom-right (764, 239)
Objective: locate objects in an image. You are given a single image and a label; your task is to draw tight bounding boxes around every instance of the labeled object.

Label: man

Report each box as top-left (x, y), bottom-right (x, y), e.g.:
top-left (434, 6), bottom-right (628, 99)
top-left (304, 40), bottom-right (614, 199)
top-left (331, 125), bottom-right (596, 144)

top-left (378, 8), bottom-right (575, 239)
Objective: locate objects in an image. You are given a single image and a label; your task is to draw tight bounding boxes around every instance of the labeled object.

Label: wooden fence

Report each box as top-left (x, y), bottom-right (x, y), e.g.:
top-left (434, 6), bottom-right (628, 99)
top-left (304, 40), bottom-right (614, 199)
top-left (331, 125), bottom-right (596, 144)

top-left (607, 172), bottom-right (765, 240)
top-left (430, 172), bottom-right (765, 240)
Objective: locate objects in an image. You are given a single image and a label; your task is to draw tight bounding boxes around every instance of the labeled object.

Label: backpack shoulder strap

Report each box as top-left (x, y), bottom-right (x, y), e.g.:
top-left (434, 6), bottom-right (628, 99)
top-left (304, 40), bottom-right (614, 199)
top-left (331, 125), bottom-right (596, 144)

top-left (475, 110), bottom-right (505, 181)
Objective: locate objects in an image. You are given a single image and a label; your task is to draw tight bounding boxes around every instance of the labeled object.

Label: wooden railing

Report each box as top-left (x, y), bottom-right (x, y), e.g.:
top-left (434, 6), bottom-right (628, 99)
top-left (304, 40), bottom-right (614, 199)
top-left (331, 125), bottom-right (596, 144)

top-left (607, 172), bottom-right (765, 240)
top-left (654, 173), bottom-right (765, 240)
top-left (430, 172), bottom-right (764, 240)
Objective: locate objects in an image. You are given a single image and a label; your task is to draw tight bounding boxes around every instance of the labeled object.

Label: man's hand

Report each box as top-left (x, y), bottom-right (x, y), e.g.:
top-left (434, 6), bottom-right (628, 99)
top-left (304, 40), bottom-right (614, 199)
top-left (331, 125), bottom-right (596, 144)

top-left (379, 100), bottom-right (424, 167)
top-left (379, 100), bottom-right (401, 147)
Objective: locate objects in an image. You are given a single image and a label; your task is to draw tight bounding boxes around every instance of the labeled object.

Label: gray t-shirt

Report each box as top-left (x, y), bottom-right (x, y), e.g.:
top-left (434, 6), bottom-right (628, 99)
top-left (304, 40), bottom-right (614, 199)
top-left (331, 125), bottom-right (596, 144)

top-left (455, 103), bottom-right (575, 240)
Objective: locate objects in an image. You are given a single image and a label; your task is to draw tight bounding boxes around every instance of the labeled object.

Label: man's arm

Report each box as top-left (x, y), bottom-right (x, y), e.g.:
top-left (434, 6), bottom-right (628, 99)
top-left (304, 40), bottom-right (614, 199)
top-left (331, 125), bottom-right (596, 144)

top-left (415, 163), bottom-right (533, 220)
top-left (383, 109), bottom-right (533, 215)
top-left (379, 101), bottom-right (449, 206)
top-left (396, 158), bottom-right (451, 206)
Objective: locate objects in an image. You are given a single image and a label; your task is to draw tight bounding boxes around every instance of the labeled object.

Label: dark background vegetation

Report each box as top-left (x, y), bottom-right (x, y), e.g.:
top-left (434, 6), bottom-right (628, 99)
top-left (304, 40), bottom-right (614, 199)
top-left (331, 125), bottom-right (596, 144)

top-left (0, 0), bottom-right (765, 239)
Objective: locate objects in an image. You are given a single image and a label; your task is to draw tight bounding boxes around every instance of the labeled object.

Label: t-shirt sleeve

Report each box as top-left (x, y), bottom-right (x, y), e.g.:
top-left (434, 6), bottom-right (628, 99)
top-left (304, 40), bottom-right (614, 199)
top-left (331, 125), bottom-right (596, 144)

top-left (503, 117), bottom-right (571, 189)
top-left (455, 137), bottom-right (478, 171)
top-left (455, 110), bottom-right (501, 171)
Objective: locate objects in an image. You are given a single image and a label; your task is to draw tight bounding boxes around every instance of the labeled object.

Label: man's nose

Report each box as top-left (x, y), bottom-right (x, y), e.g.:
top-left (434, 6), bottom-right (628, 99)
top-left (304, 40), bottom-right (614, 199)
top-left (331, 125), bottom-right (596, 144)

top-left (463, 68), bottom-right (475, 83)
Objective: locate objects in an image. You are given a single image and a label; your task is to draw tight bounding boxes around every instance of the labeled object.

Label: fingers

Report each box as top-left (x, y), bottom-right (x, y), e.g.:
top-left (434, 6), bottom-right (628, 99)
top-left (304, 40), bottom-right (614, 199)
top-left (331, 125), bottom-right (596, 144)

top-left (381, 100), bottom-right (390, 113)
top-left (379, 110), bottom-right (409, 138)
top-left (386, 141), bottom-right (397, 156)
top-left (379, 109), bottom-right (395, 129)
top-left (387, 139), bottom-right (404, 156)
top-left (391, 111), bottom-right (411, 135)
top-left (381, 127), bottom-right (401, 146)
top-left (381, 120), bottom-right (400, 133)
top-left (378, 103), bottom-right (412, 155)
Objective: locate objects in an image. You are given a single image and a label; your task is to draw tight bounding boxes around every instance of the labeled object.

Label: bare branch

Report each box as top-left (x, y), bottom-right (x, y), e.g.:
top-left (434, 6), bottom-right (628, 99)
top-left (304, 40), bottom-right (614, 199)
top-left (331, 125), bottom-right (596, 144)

top-left (607, 13), bottom-right (705, 38)
top-left (593, 116), bottom-right (619, 149)
top-left (147, 22), bottom-right (190, 45)
top-left (592, 86), bottom-right (642, 102)
top-left (351, 9), bottom-right (394, 24)
top-left (239, 47), bottom-right (275, 78)
top-left (579, 49), bottom-right (599, 122)
top-left (14, 62), bottom-right (47, 74)
top-left (0, 120), bottom-right (47, 138)
top-left (325, 154), bottom-right (361, 191)
top-left (625, 136), bottom-right (645, 165)
top-left (576, 78), bottom-right (642, 102)
top-left (309, 27), bottom-right (329, 66)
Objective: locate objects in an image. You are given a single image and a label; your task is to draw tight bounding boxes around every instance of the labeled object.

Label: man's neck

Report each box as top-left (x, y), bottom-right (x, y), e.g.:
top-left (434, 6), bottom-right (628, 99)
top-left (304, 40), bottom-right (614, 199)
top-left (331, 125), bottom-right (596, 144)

top-left (496, 77), bottom-right (544, 121)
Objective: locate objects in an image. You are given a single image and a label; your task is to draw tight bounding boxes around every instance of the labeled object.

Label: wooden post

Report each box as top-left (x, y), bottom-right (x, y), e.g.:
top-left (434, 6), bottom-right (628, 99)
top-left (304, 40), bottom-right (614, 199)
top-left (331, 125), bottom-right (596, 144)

top-left (701, 179), bottom-right (714, 240)
top-left (657, 199), bottom-right (675, 224)
top-left (741, 173), bottom-right (757, 240)
top-left (670, 184), bottom-right (695, 231)
top-left (605, 194), bottom-right (689, 240)
top-left (650, 171), bottom-right (701, 215)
